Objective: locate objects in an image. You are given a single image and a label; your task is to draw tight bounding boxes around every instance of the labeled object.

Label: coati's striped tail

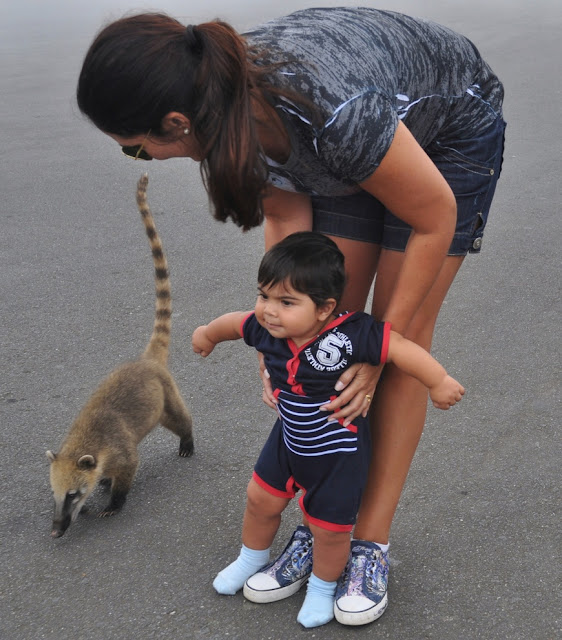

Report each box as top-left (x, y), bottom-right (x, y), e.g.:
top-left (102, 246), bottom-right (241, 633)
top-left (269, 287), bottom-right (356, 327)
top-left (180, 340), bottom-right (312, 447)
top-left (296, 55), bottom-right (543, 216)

top-left (136, 174), bottom-right (171, 365)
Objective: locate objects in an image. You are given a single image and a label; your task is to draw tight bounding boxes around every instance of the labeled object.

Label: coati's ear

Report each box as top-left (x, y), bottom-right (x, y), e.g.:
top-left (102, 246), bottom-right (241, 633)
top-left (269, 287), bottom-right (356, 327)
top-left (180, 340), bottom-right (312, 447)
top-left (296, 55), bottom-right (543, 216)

top-left (77, 455), bottom-right (96, 470)
top-left (46, 450), bottom-right (56, 463)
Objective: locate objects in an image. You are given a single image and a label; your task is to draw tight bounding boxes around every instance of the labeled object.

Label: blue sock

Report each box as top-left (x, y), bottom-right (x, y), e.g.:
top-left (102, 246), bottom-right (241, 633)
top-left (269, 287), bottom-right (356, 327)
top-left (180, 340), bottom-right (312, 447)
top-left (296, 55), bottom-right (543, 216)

top-left (297, 573), bottom-right (337, 628)
top-left (213, 545), bottom-right (270, 595)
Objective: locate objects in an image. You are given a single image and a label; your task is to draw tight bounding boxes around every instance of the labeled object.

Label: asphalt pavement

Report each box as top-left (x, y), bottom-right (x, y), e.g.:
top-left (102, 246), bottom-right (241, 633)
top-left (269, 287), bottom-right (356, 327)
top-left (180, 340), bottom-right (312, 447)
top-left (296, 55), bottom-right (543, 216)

top-left (0, 1), bottom-right (560, 639)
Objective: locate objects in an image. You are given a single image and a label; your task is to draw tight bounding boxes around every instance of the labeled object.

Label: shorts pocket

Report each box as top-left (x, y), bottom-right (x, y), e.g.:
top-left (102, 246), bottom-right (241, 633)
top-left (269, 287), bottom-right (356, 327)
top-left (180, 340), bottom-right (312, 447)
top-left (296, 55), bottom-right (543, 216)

top-left (430, 116), bottom-right (506, 191)
top-left (430, 126), bottom-right (503, 197)
top-left (433, 143), bottom-right (496, 176)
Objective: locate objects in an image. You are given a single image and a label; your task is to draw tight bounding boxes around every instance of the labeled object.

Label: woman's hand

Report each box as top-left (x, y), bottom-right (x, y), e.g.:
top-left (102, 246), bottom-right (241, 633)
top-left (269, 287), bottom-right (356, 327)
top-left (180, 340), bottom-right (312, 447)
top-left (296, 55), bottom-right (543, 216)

top-left (258, 352), bottom-right (278, 410)
top-left (320, 362), bottom-right (384, 426)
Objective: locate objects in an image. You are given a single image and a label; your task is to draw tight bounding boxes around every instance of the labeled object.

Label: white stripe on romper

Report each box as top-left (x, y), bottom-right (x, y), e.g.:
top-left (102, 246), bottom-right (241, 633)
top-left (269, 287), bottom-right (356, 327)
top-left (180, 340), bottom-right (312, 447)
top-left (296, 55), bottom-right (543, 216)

top-left (277, 391), bottom-right (358, 456)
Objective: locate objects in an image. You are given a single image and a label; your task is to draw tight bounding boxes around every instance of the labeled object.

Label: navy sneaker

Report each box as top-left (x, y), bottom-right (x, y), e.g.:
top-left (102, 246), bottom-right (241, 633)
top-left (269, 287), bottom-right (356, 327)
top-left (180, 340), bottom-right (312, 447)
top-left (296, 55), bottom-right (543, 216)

top-left (243, 525), bottom-right (313, 603)
top-left (334, 540), bottom-right (389, 625)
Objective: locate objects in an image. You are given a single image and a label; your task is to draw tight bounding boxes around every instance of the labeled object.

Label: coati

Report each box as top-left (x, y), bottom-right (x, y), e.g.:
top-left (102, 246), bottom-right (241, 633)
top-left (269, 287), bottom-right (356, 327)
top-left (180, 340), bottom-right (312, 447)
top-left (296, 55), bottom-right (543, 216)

top-left (46, 174), bottom-right (193, 538)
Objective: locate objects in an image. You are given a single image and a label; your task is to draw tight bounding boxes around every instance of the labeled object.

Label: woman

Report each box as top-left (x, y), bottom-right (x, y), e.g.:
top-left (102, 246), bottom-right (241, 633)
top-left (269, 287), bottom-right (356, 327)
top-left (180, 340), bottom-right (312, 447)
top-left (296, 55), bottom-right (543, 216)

top-left (77, 7), bottom-right (505, 626)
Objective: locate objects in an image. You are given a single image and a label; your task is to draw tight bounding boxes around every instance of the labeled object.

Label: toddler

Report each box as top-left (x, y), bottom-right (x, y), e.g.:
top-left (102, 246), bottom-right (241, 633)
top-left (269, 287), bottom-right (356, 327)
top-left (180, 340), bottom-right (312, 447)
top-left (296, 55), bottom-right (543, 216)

top-left (192, 232), bottom-right (464, 628)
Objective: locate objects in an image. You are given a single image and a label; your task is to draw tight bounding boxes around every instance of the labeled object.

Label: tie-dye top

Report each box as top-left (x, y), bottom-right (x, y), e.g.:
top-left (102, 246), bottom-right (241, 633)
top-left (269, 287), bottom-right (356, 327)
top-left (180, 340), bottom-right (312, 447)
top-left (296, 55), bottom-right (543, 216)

top-left (244, 7), bottom-right (504, 196)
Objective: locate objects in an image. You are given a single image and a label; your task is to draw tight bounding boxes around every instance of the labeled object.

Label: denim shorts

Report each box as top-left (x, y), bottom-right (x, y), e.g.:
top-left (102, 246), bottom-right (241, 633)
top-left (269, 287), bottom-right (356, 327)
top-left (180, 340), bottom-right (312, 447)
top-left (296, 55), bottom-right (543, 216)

top-left (312, 116), bottom-right (507, 255)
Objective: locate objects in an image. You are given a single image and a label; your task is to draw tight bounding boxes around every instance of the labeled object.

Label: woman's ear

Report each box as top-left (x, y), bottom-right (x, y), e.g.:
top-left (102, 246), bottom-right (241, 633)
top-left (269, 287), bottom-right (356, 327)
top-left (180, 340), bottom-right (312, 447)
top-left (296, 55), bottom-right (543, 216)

top-left (161, 111), bottom-right (191, 134)
top-left (317, 298), bottom-right (337, 321)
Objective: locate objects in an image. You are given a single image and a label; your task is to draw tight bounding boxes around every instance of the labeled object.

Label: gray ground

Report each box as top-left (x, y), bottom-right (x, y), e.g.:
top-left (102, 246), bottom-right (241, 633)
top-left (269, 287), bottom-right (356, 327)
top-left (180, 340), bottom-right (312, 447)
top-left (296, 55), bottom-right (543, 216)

top-left (0, 1), bottom-right (560, 639)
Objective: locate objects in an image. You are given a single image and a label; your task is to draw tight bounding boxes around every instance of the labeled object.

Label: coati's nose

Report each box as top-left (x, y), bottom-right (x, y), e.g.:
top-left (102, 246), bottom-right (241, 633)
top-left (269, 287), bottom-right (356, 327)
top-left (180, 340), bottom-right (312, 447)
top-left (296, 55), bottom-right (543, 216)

top-left (51, 516), bottom-right (70, 538)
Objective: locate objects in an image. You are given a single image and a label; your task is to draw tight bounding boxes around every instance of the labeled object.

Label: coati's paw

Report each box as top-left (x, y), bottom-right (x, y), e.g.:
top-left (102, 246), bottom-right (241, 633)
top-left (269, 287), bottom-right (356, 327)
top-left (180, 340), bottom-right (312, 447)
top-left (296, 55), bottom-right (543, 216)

top-left (179, 438), bottom-right (194, 457)
top-left (98, 507), bottom-right (121, 518)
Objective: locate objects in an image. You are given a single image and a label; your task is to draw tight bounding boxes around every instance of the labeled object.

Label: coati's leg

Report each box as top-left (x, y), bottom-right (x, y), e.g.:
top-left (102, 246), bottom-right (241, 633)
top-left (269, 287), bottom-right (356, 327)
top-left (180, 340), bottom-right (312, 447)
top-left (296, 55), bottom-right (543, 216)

top-left (161, 381), bottom-right (194, 457)
top-left (99, 457), bottom-right (139, 518)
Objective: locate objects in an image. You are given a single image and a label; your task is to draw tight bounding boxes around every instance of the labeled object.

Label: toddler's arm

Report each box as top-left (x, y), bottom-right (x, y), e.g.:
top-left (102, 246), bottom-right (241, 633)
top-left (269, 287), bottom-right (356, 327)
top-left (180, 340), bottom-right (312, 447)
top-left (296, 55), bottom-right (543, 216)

top-left (192, 311), bottom-right (249, 357)
top-left (386, 331), bottom-right (465, 410)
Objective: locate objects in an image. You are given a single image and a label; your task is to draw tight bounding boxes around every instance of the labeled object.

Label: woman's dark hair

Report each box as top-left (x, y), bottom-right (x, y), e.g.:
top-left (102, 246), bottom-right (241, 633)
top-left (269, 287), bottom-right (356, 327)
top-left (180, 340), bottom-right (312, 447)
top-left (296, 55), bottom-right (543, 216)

top-left (77, 13), bottom-right (308, 231)
top-left (258, 232), bottom-right (346, 306)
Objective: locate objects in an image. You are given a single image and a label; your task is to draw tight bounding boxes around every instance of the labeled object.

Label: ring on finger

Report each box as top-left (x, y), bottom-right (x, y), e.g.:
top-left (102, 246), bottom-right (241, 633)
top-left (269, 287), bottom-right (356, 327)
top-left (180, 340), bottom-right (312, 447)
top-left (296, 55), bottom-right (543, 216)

top-left (365, 394), bottom-right (372, 403)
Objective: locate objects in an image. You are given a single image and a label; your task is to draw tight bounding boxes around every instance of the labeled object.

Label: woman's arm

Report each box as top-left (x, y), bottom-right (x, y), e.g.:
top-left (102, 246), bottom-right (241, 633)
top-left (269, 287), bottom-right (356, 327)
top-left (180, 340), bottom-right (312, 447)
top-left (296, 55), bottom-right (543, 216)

top-left (322, 121), bottom-right (457, 420)
top-left (262, 185), bottom-right (313, 249)
top-left (359, 121), bottom-right (457, 333)
top-left (192, 311), bottom-right (249, 357)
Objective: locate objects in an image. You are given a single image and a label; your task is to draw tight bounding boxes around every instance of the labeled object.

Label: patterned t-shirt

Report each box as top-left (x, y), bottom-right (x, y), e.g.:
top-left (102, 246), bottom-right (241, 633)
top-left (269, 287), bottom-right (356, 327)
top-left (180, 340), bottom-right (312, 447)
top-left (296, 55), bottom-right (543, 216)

top-left (244, 7), bottom-right (504, 196)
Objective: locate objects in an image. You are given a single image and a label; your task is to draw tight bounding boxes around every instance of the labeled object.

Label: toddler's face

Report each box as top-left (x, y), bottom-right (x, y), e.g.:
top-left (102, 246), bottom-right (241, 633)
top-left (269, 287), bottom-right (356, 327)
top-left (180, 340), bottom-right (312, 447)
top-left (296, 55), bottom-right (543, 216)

top-left (255, 281), bottom-right (332, 347)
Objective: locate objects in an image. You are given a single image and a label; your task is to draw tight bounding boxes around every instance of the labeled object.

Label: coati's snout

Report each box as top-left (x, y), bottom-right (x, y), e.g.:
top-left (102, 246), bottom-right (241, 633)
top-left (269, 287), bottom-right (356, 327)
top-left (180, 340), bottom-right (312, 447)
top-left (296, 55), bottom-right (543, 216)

top-left (50, 501), bottom-right (74, 538)
top-left (47, 451), bottom-right (96, 537)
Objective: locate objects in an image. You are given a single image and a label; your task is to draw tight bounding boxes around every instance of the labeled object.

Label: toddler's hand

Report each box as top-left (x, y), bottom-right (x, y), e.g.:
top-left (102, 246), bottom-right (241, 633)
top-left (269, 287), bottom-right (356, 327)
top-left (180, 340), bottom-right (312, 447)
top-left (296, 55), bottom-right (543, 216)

top-left (429, 375), bottom-right (465, 410)
top-left (192, 325), bottom-right (215, 357)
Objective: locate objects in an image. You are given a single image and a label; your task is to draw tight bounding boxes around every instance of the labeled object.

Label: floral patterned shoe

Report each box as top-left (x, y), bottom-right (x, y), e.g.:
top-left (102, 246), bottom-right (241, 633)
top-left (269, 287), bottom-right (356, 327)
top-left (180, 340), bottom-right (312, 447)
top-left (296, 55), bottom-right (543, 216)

top-left (243, 525), bottom-right (313, 603)
top-left (334, 540), bottom-right (389, 625)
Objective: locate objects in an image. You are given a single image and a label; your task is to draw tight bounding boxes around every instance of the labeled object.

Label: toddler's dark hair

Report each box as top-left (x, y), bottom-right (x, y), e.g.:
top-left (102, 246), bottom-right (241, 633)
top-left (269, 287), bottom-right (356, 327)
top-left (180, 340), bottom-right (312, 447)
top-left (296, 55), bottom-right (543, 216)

top-left (258, 232), bottom-right (346, 306)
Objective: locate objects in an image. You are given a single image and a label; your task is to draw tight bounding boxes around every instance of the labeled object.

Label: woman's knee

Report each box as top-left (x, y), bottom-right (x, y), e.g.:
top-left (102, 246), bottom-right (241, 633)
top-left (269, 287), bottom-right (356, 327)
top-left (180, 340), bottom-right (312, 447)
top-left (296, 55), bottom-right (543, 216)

top-left (373, 252), bottom-right (464, 348)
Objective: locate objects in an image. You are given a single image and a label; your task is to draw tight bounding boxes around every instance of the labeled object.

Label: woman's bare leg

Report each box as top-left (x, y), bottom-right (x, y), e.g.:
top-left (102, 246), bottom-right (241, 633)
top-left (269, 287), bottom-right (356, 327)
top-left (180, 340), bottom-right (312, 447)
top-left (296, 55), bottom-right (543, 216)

top-left (353, 250), bottom-right (464, 543)
top-left (304, 240), bottom-right (464, 542)
top-left (326, 236), bottom-right (381, 311)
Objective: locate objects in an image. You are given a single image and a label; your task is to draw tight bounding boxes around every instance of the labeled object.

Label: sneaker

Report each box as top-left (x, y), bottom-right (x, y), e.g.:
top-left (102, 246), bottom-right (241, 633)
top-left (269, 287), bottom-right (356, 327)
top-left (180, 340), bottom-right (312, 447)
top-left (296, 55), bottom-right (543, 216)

top-left (334, 540), bottom-right (389, 626)
top-left (243, 525), bottom-right (313, 603)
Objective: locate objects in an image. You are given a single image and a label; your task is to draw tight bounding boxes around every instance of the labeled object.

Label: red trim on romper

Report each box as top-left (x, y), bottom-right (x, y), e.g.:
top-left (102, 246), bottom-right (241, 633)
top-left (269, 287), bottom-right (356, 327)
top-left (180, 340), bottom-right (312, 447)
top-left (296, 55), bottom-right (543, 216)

top-left (240, 311), bottom-right (255, 337)
top-left (380, 321), bottom-right (392, 364)
top-left (285, 340), bottom-right (305, 395)
top-left (252, 471), bottom-right (295, 499)
top-left (285, 476), bottom-right (297, 495)
top-left (329, 395), bottom-right (358, 433)
top-left (296, 484), bottom-right (353, 533)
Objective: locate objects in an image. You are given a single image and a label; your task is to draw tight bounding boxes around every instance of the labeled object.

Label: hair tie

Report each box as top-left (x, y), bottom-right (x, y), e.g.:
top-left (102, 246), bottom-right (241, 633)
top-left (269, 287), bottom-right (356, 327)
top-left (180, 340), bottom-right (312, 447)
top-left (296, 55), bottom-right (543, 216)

top-left (185, 24), bottom-right (203, 56)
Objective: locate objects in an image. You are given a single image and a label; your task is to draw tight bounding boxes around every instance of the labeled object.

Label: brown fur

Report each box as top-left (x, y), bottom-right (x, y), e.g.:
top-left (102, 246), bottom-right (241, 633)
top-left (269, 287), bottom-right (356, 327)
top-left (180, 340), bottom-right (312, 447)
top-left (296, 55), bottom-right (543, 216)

top-left (46, 174), bottom-right (193, 537)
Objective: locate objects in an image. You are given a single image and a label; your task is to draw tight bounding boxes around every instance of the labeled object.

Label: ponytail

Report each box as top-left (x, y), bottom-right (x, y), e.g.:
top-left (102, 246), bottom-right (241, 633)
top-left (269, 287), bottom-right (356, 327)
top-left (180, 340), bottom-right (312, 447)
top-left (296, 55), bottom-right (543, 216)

top-left (77, 13), bottom-right (302, 230)
top-left (191, 21), bottom-right (267, 230)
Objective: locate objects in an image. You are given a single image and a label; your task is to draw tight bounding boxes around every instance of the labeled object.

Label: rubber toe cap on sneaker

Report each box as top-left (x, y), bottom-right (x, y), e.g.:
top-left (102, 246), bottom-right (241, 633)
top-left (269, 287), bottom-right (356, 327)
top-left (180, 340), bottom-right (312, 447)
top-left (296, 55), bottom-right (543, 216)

top-left (243, 573), bottom-right (309, 603)
top-left (245, 573), bottom-right (280, 590)
top-left (334, 593), bottom-right (388, 626)
top-left (336, 595), bottom-right (374, 612)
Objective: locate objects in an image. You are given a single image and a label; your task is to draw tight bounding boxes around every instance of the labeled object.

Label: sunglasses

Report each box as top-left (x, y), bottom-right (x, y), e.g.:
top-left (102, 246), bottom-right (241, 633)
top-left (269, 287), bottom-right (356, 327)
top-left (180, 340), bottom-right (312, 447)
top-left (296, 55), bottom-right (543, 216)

top-left (121, 130), bottom-right (152, 161)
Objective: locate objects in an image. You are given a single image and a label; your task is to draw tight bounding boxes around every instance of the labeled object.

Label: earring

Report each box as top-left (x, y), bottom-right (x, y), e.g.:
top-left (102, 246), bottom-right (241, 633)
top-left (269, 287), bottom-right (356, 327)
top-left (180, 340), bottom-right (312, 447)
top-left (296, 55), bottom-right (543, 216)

top-left (183, 128), bottom-right (190, 135)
